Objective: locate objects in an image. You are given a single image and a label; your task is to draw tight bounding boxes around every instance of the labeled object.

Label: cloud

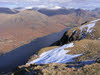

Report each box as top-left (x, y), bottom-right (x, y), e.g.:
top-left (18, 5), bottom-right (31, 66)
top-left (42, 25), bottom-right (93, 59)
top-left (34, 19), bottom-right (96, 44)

top-left (0, 0), bottom-right (100, 9)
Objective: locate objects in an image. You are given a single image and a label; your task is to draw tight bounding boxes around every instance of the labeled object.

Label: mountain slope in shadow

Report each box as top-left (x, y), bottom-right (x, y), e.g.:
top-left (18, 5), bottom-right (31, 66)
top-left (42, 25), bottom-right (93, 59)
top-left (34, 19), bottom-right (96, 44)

top-left (0, 28), bottom-right (69, 72)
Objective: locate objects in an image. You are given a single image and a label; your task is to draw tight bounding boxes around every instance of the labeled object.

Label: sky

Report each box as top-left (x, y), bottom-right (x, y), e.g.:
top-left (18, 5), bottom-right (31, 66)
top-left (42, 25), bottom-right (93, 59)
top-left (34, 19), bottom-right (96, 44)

top-left (0, 0), bottom-right (100, 10)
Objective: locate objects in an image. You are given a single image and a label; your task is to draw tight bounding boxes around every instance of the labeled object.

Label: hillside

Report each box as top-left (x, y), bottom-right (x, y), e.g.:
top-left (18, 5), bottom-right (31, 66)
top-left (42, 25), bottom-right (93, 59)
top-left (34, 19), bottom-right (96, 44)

top-left (5, 18), bottom-right (100, 75)
top-left (1, 8), bottom-right (99, 55)
top-left (0, 9), bottom-right (100, 74)
top-left (0, 10), bottom-right (66, 55)
top-left (51, 19), bottom-right (100, 45)
top-left (39, 8), bottom-right (100, 27)
top-left (7, 63), bottom-right (100, 75)
top-left (0, 7), bottom-right (18, 14)
top-left (26, 26), bottom-right (100, 64)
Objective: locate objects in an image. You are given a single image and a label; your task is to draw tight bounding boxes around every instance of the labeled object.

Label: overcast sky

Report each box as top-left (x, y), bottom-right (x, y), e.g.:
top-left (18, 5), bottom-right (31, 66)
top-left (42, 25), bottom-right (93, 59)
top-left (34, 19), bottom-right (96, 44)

top-left (0, 0), bottom-right (100, 9)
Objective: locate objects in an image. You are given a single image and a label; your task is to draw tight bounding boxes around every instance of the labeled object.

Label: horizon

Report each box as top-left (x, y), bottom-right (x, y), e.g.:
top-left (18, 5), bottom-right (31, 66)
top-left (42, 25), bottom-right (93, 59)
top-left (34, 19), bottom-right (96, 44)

top-left (0, 0), bottom-right (100, 10)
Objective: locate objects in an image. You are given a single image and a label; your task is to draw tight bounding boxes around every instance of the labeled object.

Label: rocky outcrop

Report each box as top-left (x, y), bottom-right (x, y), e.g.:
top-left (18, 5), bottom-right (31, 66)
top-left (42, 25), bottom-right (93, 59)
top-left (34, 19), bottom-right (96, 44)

top-left (52, 19), bottom-right (100, 46)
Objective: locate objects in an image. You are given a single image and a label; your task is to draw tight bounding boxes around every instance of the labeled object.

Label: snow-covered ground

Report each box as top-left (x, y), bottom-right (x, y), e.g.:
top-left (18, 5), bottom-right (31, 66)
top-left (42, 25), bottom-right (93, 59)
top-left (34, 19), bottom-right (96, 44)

top-left (80, 19), bottom-right (100, 33)
top-left (79, 19), bottom-right (100, 39)
top-left (90, 19), bottom-right (100, 23)
top-left (27, 43), bottom-right (82, 64)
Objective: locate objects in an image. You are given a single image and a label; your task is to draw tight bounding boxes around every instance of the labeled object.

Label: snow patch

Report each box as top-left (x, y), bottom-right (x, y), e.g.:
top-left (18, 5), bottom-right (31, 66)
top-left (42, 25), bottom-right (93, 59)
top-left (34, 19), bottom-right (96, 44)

top-left (25, 6), bottom-right (33, 9)
top-left (90, 19), bottom-right (100, 23)
top-left (80, 23), bottom-right (95, 33)
top-left (80, 19), bottom-right (100, 33)
top-left (27, 43), bottom-right (82, 64)
top-left (49, 6), bottom-right (62, 10)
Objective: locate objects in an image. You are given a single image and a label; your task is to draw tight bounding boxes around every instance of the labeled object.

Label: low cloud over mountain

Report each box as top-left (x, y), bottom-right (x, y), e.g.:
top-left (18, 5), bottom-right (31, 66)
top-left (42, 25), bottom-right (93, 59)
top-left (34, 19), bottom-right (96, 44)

top-left (0, 0), bottom-right (100, 9)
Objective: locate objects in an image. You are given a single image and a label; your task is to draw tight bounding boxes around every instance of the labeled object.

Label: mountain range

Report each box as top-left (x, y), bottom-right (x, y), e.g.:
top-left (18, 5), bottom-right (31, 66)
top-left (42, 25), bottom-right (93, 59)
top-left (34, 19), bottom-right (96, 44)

top-left (0, 3), bottom-right (99, 74)
top-left (0, 7), bottom-right (100, 55)
top-left (1, 17), bottom-right (100, 75)
top-left (0, 0), bottom-right (100, 9)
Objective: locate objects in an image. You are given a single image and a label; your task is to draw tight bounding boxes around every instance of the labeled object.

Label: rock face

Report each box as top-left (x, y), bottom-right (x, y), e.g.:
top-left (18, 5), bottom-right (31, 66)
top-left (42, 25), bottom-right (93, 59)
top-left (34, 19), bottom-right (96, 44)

top-left (96, 58), bottom-right (100, 63)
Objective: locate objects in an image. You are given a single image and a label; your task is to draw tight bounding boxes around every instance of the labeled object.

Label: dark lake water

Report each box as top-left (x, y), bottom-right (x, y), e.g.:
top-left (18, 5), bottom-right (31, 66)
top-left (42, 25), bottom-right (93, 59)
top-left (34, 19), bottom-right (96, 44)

top-left (0, 28), bottom-right (69, 72)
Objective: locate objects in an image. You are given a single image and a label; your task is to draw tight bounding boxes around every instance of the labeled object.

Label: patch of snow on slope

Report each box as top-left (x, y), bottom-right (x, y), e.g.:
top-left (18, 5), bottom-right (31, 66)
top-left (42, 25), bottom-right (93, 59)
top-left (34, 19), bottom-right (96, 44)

top-left (25, 6), bottom-right (33, 9)
top-left (80, 19), bottom-right (100, 33)
top-left (49, 6), bottom-right (62, 10)
top-left (98, 38), bottom-right (100, 40)
top-left (90, 19), bottom-right (100, 23)
top-left (80, 23), bottom-right (95, 33)
top-left (27, 43), bottom-right (82, 64)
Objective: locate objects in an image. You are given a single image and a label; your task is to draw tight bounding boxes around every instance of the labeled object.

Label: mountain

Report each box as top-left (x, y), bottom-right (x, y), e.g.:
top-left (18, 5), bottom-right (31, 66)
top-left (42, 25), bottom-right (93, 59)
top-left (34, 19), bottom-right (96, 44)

top-left (26, 19), bottom-right (100, 63)
top-left (38, 8), bottom-right (76, 16)
top-left (0, 7), bottom-right (18, 14)
top-left (51, 19), bottom-right (100, 45)
top-left (0, 10), bottom-right (65, 55)
top-left (5, 18), bottom-right (100, 75)
top-left (14, 8), bottom-right (100, 28)
top-left (38, 8), bottom-right (100, 27)
top-left (0, 8), bottom-right (100, 55)
top-left (92, 8), bottom-right (100, 18)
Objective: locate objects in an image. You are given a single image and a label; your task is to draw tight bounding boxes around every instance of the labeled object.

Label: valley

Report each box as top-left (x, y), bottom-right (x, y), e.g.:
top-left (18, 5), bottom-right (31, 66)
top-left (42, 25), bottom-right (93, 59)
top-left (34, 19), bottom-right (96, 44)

top-left (0, 28), bottom-right (69, 72)
top-left (0, 7), bottom-right (100, 75)
top-left (6, 18), bottom-right (100, 75)
top-left (0, 7), bottom-right (100, 55)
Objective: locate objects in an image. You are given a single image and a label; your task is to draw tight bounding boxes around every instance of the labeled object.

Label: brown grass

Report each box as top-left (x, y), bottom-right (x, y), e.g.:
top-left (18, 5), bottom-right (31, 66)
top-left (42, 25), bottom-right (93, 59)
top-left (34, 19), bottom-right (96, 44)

top-left (66, 39), bottom-right (100, 61)
top-left (3, 63), bottom-right (100, 75)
